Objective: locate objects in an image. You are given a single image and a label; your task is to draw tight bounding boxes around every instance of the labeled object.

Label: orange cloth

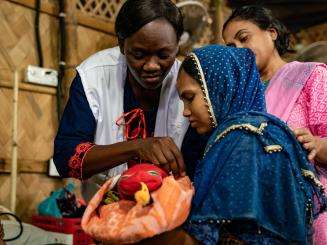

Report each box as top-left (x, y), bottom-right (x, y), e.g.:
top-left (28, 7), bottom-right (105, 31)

top-left (81, 175), bottom-right (194, 244)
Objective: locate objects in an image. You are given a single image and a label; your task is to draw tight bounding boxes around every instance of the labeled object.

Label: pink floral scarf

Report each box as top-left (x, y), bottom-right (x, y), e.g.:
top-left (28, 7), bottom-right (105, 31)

top-left (265, 61), bottom-right (319, 122)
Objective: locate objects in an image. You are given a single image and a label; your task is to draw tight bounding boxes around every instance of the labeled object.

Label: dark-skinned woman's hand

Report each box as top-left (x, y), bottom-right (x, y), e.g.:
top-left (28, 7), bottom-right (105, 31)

top-left (135, 137), bottom-right (186, 177)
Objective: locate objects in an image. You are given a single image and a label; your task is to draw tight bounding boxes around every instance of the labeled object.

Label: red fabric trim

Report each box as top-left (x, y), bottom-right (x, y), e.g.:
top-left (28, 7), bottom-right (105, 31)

top-left (116, 108), bottom-right (147, 140)
top-left (116, 108), bottom-right (148, 167)
top-left (68, 142), bottom-right (94, 180)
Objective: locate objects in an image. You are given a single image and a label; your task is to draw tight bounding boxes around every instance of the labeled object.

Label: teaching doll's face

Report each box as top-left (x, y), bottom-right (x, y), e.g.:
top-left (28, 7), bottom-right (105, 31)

top-left (121, 18), bottom-right (179, 90)
top-left (177, 69), bottom-right (212, 135)
top-left (223, 19), bottom-right (277, 73)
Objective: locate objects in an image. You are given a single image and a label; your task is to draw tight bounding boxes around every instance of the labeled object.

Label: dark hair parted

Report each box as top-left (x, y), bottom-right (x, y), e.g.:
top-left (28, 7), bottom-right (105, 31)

top-left (180, 55), bottom-right (202, 84)
top-left (115, 0), bottom-right (183, 43)
top-left (223, 5), bottom-right (291, 55)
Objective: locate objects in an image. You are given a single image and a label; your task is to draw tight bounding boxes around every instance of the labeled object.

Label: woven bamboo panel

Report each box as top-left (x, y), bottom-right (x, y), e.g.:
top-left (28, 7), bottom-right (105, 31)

top-left (0, 1), bottom-right (59, 165)
top-left (0, 87), bottom-right (57, 162)
top-left (0, 1), bottom-right (58, 82)
top-left (76, 0), bottom-right (125, 22)
top-left (0, 88), bottom-right (12, 160)
top-left (0, 173), bottom-right (63, 222)
top-left (76, 25), bottom-right (118, 62)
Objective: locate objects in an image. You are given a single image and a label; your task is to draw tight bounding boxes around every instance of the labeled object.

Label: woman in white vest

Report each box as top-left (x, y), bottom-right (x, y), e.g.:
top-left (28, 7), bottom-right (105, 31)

top-left (54, 0), bottom-right (207, 200)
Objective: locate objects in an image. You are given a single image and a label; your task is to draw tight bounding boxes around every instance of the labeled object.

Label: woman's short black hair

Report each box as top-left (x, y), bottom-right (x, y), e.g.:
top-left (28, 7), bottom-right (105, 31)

top-left (115, 0), bottom-right (183, 43)
top-left (223, 5), bottom-right (291, 55)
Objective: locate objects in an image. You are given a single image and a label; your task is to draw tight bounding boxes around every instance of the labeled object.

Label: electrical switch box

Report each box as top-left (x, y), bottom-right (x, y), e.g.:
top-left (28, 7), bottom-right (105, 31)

top-left (25, 65), bottom-right (58, 87)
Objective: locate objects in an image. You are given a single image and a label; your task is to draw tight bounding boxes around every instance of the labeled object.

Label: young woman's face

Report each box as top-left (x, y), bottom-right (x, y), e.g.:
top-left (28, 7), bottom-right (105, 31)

top-left (177, 69), bottom-right (212, 135)
top-left (222, 20), bottom-right (277, 73)
top-left (122, 19), bottom-right (179, 90)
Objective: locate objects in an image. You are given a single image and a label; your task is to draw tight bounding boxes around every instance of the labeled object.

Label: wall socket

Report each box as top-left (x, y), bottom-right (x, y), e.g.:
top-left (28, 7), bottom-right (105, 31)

top-left (25, 65), bottom-right (58, 87)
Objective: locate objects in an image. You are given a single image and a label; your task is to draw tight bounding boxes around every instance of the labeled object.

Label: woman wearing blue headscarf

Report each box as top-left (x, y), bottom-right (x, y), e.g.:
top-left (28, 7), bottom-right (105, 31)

top-left (177, 45), bottom-right (326, 244)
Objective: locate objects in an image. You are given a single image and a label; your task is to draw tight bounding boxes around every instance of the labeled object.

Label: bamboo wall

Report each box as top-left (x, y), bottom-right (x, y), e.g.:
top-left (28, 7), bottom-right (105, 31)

top-left (0, 0), bottom-right (119, 221)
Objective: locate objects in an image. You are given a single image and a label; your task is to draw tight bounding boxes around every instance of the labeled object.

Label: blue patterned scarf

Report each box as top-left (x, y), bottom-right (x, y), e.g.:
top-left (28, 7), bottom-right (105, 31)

top-left (184, 45), bottom-right (326, 244)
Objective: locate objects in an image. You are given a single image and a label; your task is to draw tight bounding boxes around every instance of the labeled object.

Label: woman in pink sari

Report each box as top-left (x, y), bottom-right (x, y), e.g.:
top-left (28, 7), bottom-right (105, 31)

top-left (223, 5), bottom-right (327, 244)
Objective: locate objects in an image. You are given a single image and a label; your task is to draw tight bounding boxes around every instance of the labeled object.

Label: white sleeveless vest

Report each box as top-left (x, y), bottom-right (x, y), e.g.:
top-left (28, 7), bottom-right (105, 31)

top-left (76, 47), bottom-right (189, 200)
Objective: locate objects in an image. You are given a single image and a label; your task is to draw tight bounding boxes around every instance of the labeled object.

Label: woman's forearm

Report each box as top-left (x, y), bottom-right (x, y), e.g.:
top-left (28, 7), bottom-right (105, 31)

top-left (82, 140), bottom-right (139, 179)
top-left (81, 137), bottom-right (185, 179)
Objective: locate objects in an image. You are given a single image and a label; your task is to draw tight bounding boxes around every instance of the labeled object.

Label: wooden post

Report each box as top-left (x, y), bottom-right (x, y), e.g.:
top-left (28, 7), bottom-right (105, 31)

top-left (64, 0), bottom-right (79, 103)
top-left (10, 70), bottom-right (19, 213)
top-left (211, 0), bottom-right (224, 44)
